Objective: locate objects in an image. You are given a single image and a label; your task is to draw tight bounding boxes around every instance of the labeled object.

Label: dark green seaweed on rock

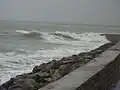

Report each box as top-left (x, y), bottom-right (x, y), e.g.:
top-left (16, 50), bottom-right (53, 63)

top-left (0, 42), bottom-right (115, 90)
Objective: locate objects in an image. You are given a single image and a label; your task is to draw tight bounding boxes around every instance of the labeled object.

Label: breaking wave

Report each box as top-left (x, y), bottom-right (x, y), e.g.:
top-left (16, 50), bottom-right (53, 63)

top-left (0, 29), bottom-right (110, 84)
top-left (15, 30), bottom-right (108, 44)
top-left (16, 30), bottom-right (43, 39)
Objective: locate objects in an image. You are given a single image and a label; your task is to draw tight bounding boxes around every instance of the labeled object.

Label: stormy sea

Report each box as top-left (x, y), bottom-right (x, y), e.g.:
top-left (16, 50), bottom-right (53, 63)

top-left (0, 21), bottom-right (120, 84)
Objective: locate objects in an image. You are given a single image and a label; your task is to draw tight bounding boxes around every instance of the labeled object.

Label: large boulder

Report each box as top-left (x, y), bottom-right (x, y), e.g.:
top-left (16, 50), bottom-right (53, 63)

top-left (1, 78), bottom-right (15, 90)
top-left (45, 60), bottom-right (60, 70)
top-left (32, 63), bottom-right (47, 73)
top-left (52, 69), bottom-right (61, 81)
top-left (32, 72), bottom-right (50, 83)
top-left (8, 79), bottom-right (39, 90)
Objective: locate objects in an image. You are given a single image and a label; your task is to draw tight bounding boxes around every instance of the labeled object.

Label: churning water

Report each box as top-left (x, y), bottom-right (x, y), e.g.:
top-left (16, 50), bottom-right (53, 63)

top-left (1, 21), bottom-right (119, 84)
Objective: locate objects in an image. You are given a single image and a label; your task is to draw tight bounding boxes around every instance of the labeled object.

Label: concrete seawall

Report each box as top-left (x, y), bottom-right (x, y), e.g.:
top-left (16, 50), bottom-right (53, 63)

top-left (104, 34), bottom-right (120, 43)
top-left (40, 35), bottom-right (120, 90)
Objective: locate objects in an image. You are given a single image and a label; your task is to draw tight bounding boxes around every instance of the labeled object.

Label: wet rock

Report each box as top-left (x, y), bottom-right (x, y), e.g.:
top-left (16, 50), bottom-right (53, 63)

top-left (32, 63), bottom-right (47, 73)
top-left (59, 65), bottom-right (67, 71)
top-left (32, 66), bottom-right (42, 73)
top-left (38, 82), bottom-right (45, 87)
top-left (72, 54), bottom-right (79, 60)
top-left (78, 52), bottom-right (86, 56)
top-left (57, 60), bottom-right (64, 65)
top-left (46, 60), bottom-right (60, 69)
top-left (59, 65), bottom-right (70, 76)
top-left (60, 64), bottom-right (72, 76)
top-left (52, 69), bottom-right (61, 81)
top-left (49, 69), bottom-right (55, 76)
top-left (84, 55), bottom-right (93, 59)
top-left (1, 78), bottom-right (15, 89)
top-left (32, 72), bottom-right (50, 83)
top-left (71, 63), bottom-right (81, 70)
top-left (41, 60), bottom-right (63, 73)
top-left (65, 56), bottom-right (74, 61)
top-left (8, 84), bottom-right (23, 90)
top-left (33, 72), bottom-right (50, 78)
top-left (8, 79), bottom-right (39, 90)
top-left (16, 74), bottom-right (32, 80)
top-left (44, 78), bottom-right (52, 82)
top-left (61, 56), bottom-right (79, 64)
top-left (61, 57), bottom-right (73, 62)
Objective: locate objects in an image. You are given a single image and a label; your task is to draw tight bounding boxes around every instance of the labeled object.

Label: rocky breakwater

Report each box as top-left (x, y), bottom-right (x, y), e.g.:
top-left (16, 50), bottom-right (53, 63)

top-left (0, 42), bottom-right (115, 90)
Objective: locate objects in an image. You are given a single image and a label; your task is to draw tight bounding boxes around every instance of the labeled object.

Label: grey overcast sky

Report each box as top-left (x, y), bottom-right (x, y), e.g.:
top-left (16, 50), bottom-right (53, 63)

top-left (0, 0), bottom-right (120, 25)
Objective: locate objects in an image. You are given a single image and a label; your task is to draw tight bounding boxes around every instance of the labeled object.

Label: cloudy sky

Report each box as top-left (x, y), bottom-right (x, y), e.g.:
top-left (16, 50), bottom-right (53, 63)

top-left (0, 0), bottom-right (120, 25)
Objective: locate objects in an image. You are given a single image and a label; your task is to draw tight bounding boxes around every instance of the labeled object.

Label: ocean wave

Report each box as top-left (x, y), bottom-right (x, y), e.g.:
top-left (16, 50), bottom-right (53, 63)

top-left (16, 30), bottom-right (43, 39)
top-left (15, 30), bottom-right (109, 46)
top-left (0, 30), bottom-right (110, 84)
top-left (53, 31), bottom-right (80, 40)
top-left (44, 31), bottom-right (109, 46)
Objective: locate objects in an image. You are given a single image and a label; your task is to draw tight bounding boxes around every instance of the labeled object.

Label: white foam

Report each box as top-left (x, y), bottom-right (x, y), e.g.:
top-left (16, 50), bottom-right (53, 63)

top-left (16, 30), bottom-right (30, 34)
top-left (16, 30), bottom-right (42, 35)
top-left (15, 30), bottom-right (109, 45)
top-left (0, 31), bottom-right (110, 85)
top-left (44, 31), bottom-right (109, 46)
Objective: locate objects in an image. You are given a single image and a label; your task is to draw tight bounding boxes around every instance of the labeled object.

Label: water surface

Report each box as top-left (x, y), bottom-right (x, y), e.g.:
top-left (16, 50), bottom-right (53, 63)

top-left (0, 21), bottom-right (119, 84)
